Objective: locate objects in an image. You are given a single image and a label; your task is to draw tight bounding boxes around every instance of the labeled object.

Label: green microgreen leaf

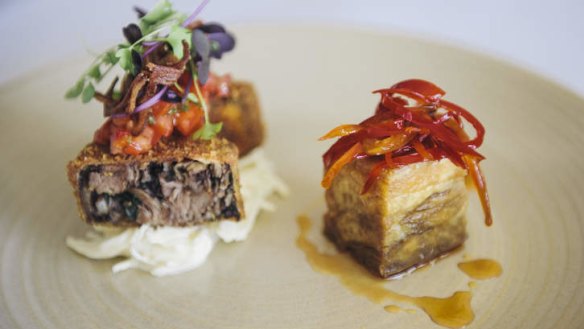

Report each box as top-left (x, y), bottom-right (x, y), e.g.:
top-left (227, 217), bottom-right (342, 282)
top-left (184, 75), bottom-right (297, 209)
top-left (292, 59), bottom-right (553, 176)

top-left (104, 50), bottom-right (119, 65)
top-left (192, 122), bottom-right (222, 140)
top-left (166, 25), bottom-right (191, 59)
top-left (186, 93), bottom-right (199, 104)
top-left (87, 65), bottom-right (101, 79)
top-left (65, 80), bottom-right (85, 99)
top-left (141, 0), bottom-right (173, 25)
top-left (115, 47), bottom-right (134, 73)
top-left (81, 83), bottom-right (95, 103)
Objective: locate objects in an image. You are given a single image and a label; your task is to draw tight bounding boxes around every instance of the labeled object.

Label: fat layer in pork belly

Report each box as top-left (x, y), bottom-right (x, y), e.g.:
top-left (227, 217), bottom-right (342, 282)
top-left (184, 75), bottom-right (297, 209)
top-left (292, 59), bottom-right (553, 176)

top-left (324, 158), bottom-right (468, 278)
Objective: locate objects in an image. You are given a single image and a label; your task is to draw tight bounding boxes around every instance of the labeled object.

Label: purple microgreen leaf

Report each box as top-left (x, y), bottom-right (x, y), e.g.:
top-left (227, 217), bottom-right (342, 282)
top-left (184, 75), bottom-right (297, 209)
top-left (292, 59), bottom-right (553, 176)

top-left (181, 0), bottom-right (210, 28)
top-left (134, 86), bottom-right (168, 113)
top-left (142, 41), bottom-right (159, 47)
top-left (208, 32), bottom-right (235, 58)
top-left (133, 6), bottom-right (147, 18)
top-left (131, 50), bottom-right (143, 75)
top-left (197, 57), bottom-right (210, 85)
top-left (162, 89), bottom-right (181, 103)
top-left (199, 23), bottom-right (226, 34)
top-left (191, 29), bottom-right (210, 60)
top-left (182, 76), bottom-right (193, 103)
top-left (142, 43), bottom-right (161, 59)
top-left (123, 23), bottom-right (143, 44)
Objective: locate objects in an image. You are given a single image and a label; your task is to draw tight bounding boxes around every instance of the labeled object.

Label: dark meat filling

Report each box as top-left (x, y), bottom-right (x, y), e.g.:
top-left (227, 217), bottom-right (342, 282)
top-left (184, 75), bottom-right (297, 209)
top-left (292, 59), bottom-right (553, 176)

top-left (78, 161), bottom-right (240, 226)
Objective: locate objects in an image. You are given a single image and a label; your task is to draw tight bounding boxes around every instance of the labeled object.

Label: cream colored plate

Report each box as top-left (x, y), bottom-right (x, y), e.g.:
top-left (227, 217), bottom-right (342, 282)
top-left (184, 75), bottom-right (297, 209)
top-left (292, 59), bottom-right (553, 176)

top-left (1, 26), bottom-right (583, 328)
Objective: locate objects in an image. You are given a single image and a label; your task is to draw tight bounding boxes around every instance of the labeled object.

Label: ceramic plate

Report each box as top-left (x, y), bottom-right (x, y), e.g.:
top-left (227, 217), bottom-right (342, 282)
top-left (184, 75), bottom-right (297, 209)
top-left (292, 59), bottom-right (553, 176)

top-left (1, 26), bottom-right (583, 328)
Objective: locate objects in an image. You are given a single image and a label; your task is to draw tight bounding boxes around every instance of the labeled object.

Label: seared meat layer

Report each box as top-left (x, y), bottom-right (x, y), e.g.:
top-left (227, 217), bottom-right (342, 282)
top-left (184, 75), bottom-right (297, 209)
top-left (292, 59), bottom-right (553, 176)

top-left (210, 81), bottom-right (264, 157)
top-left (324, 158), bottom-right (468, 278)
top-left (68, 138), bottom-right (244, 227)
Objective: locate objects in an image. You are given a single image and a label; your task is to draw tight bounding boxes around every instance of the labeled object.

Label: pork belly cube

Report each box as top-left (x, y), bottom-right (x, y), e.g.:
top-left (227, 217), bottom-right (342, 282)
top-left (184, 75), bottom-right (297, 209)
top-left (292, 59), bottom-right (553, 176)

top-left (210, 81), bottom-right (264, 157)
top-left (67, 138), bottom-right (244, 227)
top-left (324, 158), bottom-right (468, 278)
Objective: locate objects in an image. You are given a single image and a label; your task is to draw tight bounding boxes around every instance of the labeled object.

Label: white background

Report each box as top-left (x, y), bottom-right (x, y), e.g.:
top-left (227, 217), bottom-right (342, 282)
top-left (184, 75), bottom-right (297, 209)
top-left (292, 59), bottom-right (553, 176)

top-left (1, 0), bottom-right (583, 96)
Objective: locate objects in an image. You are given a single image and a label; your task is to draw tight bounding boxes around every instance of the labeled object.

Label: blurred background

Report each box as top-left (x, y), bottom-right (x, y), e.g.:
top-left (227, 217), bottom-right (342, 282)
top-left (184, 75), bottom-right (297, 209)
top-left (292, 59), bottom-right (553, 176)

top-left (1, 0), bottom-right (583, 95)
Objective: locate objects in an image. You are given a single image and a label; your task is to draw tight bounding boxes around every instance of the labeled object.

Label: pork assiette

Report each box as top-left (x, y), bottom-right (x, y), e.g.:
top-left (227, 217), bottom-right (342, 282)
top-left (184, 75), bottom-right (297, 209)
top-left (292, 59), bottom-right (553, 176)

top-left (63, 0), bottom-right (287, 276)
top-left (68, 139), bottom-right (243, 227)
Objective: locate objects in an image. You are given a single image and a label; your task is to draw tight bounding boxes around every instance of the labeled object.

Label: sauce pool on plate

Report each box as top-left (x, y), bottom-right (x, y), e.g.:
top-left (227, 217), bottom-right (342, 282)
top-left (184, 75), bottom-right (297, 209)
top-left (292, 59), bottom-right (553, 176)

top-left (296, 215), bottom-right (502, 328)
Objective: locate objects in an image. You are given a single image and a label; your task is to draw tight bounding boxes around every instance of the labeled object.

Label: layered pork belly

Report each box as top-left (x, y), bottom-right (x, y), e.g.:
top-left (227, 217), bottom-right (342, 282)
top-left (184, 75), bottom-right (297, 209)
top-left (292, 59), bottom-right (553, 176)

top-left (324, 158), bottom-right (468, 278)
top-left (210, 81), bottom-right (264, 157)
top-left (67, 138), bottom-right (244, 227)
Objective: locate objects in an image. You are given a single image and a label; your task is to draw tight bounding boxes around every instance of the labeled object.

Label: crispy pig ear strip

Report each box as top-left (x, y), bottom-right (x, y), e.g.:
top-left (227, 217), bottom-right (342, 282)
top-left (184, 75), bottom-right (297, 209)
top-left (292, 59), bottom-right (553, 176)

top-left (321, 79), bottom-right (493, 226)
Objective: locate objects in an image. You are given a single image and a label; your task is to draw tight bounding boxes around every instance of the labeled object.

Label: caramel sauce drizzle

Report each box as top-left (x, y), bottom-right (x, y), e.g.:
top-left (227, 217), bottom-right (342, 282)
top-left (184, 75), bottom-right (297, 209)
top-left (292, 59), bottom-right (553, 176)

top-left (296, 215), bottom-right (478, 329)
top-left (457, 259), bottom-right (502, 280)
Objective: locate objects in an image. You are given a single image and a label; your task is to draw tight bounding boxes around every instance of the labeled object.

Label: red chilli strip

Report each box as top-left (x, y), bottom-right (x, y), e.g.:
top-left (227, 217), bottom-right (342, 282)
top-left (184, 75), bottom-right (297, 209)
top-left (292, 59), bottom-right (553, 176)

top-left (440, 99), bottom-right (485, 148)
top-left (322, 131), bottom-right (366, 169)
top-left (362, 158), bottom-right (389, 194)
top-left (374, 88), bottom-right (429, 104)
top-left (390, 79), bottom-right (446, 102)
top-left (414, 117), bottom-right (484, 159)
top-left (463, 155), bottom-right (493, 226)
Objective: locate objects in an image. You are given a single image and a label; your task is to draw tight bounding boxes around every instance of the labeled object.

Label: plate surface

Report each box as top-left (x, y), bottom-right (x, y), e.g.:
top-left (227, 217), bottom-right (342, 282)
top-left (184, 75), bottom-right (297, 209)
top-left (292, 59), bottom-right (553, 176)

top-left (1, 26), bottom-right (583, 329)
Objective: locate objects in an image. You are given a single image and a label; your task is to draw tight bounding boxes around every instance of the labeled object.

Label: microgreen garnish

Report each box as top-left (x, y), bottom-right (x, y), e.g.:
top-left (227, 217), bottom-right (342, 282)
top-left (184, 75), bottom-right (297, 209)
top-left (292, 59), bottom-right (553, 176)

top-left (189, 60), bottom-right (219, 140)
top-left (66, 0), bottom-right (237, 147)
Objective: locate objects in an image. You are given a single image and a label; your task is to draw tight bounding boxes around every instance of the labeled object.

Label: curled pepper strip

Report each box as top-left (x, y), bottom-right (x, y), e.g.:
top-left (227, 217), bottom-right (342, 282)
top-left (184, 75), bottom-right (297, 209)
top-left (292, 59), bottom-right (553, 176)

top-left (321, 142), bottom-right (363, 189)
top-left (319, 124), bottom-right (362, 141)
top-left (320, 79), bottom-right (493, 226)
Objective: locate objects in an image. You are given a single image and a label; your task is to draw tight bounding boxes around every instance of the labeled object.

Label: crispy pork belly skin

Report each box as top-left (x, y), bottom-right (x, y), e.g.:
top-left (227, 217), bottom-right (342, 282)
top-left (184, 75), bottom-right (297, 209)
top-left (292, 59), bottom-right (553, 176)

top-left (210, 81), bottom-right (264, 157)
top-left (67, 138), bottom-right (244, 227)
top-left (324, 158), bottom-right (468, 278)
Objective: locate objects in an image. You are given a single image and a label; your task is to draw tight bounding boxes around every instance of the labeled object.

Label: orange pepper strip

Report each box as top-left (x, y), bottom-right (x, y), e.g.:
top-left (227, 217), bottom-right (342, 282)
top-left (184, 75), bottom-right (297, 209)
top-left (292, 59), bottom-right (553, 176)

top-left (412, 140), bottom-right (433, 160)
top-left (463, 155), bottom-right (493, 226)
top-left (318, 124), bottom-right (362, 141)
top-left (362, 132), bottom-right (414, 156)
top-left (321, 143), bottom-right (363, 188)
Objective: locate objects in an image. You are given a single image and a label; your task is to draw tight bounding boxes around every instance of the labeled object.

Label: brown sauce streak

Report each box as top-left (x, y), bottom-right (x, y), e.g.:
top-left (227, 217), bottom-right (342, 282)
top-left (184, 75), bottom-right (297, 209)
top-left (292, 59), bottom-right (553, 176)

top-left (296, 215), bottom-right (475, 328)
top-left (384, 305), bottom-right (416, 314)
top-left (457, 259), bottom-right (502, 280)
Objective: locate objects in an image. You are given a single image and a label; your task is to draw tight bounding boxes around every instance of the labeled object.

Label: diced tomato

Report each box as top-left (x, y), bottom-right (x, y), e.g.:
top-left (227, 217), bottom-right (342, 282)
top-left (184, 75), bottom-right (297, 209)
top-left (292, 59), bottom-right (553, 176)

top-left (176, 107), bottom-right (204, 137)
top-left (110, 127), bottom-right (131, 155)
top-left (152, 102), bottom-right (173, 116)
top-left (151, 113), bottom-right (174, 145)
top-left (124, 127), bottom-right (154, 155)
